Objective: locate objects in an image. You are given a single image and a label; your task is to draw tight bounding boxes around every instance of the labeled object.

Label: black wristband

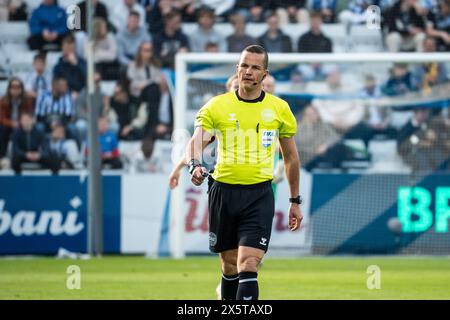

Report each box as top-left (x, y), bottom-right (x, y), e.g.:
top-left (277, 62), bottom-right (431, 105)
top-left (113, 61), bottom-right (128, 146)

top-left (188, 159), bottom-right (201, 175)
top-left (289, 195), bottom-right (302, 204)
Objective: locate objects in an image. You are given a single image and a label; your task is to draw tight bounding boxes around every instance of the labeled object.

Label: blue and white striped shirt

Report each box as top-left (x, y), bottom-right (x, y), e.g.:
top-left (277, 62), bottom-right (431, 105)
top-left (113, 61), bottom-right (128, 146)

top-left (35, 90), bottom-right (76, 120)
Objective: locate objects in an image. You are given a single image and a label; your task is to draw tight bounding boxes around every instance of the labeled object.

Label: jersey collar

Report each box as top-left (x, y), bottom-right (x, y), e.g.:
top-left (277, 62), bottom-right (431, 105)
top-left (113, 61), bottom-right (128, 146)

top-left (235, 90), bottom-right (266, 103)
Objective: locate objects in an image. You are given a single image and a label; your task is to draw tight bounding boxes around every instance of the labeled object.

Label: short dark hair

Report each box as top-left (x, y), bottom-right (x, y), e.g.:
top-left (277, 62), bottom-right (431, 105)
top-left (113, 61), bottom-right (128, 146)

top-left (129, 10), bottom-right (140, 19)
top-left (163, 10), bottom-right (181, 24)
top-left (197, 7), bottom-right (214, 19)
top-left (62, 33), bottom-right (75, 45)
top-left (34, 52), bottom-right (46, 63)
top-left (310, 11), bottom-right (323, 19)
top-left (243, 45), bottom-right (268, 69)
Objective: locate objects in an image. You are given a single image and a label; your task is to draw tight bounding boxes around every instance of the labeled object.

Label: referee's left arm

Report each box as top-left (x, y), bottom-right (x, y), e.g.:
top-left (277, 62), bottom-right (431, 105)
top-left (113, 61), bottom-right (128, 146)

top-left (279, 137), bottom-right (303, 231)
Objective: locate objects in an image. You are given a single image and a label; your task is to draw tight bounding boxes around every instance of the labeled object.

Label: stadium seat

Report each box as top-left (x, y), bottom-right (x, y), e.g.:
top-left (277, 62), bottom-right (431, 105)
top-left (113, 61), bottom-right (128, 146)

top-left (59, 0), bottom-right (76, 9)
top-left (0, 22), bottom-right (30, 44)
top-left (8, 51), bottom-right (37, 73)
top-left (367, 140), bottom-right (411, 173)
top-left (1, 42), bottom-right (29, 55)
top-left (0, 80), bottom-right (8, 95)
top-left (341, 139), bottom-right (372, 170)
top-left (350, 25), bottom-right (384, 52)
top-left (182, 22), bottom-right (380, 53)
top-left (45, 51), bottom-right (62, 70)
top-left (100, 80), bottom-right (116, 97)
top-left (24, 0), bottom-right (42, 11)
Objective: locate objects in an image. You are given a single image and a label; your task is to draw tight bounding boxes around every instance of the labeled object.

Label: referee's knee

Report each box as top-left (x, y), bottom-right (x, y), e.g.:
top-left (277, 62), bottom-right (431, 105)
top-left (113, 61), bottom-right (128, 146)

top-left (238, 256), bottom-right (261, 273)
top-left (222, 261), bottom-right (238, 275)
top-left (220, 252), bottom-right (238, 275)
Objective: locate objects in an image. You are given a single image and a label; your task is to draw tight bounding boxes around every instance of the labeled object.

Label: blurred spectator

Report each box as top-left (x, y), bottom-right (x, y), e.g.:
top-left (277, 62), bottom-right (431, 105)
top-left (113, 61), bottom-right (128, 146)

top-left (263, 74), bottom-right (276, 93)
top-left (53, 34), bottom-right (87, 95)
top-left (412, 37), bottom-right (448, 93)
top-left (0, 77), bottom-right (34, 160)
top-left (397, 108), bottom-right (449, 171)
top-left (310, 0), bottom-right (337, 23)
top-left (83, 17), bottom-right (120, 80)
top-left (275, 0), bottom-right (309, 24)
top-left (193, 0), bottom-right (236, 21)
top-left (339, 0), bottom-right (375, 26)
top-left (11, 112), bottom-right (58, 174)
top-left (289, 69), bottom-right (307, 91)
top-left (173, 0), bottom-right (198, 23)
top-left (0, 0), bottom-right (27, 21)
top-left (425, 0), bottom-right (450, 51)
top-left (382, 63), bottom-right (414, 96)
top-left (127, 41), bottom-right (164, 98)
top-left (148, 0), bottom-right (177, 34)
top-left (418, 0), bottom-right (438, 15)
top-left (27, 0), bottom-right (68, 51)
top-left (127, 41), bottom-right (171, 140)
top-left (226, 74), bottom-right (238, 91)
top-left (313, 68), bottom-right (372, 148)
top-left (226, 13), bottom-right (256, 52)
top-left (295, 105), bottom-right (351, 171)
top-left (153, 10), bottom-right (190, 69)
top-left (384, 0), bottom-right (426, 52)
top-left (117, 10), bottom-right (152, 66)
top-left (359, 74), bottom-right (397, 139)
top-left (189, 7), bottom-right (226, 52)
top-left (35, 77), bottom-right (77, 139)
top-left (111, 0), bottom-right (146, 32)
top-left (430, 114), bottom-right (450, 170)
top-left (257, 13), bottom-right (292, 53)
top-left (204, 41), bottom-right (219, 52)
top-left (77, 0), bottom-right (110, 32)
top-left (110, 82), bottom-right (147, 141)
top-left (232, 0), bottom-right (270, 23)
top-left (298, 11), bottom-right (333, 52)
top-left (137, 0), bottom-right (154, 25)
top-left (295, 63), bottom-right (337, 82)
top-left (76, 71), bottom-right (119, 145)
top-left (42, 124), bottom-right (81, 171)
top-left (97, 117), bottom-right (123, 169)
top-left (24, 53), bottom-right (52, 101)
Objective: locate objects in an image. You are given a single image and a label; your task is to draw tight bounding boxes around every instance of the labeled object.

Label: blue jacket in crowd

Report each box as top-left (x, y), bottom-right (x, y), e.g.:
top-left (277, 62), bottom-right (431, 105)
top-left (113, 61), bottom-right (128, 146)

top-left (29, 1), bottom-right (68, 36)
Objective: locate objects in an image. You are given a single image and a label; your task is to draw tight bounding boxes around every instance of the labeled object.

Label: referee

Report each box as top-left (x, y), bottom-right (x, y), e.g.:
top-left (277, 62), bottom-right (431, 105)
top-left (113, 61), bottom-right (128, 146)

top-left (181, 45), bottom-right (302, 300)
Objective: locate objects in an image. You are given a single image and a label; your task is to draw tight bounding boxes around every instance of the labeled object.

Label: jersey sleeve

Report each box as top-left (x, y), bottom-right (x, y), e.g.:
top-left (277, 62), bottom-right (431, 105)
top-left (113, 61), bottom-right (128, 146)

top-left (278, 102), bottom-right (297, 138)
top-left (194, 98), bottom-right (215, 134)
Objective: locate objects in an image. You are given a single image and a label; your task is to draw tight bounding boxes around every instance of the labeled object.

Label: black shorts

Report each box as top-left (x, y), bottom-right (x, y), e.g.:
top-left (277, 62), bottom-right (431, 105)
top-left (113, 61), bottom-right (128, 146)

top-left (208, 177), bottom-right (275, 253)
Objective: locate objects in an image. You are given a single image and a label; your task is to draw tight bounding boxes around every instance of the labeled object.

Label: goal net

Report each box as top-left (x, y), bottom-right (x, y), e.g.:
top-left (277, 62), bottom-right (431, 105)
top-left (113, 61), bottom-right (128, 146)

top-left (170, 52), bottom-right (450, 258)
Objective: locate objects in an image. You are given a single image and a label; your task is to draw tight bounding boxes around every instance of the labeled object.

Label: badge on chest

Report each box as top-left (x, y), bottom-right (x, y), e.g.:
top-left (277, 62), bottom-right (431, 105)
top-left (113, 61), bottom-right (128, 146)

top-left (262, 130), bottom-right (276, 148)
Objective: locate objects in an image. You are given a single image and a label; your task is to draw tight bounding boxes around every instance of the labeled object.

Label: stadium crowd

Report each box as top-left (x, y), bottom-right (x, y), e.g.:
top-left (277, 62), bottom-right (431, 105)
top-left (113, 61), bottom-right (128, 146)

top-left (0, 0), bottom-right (449, 174)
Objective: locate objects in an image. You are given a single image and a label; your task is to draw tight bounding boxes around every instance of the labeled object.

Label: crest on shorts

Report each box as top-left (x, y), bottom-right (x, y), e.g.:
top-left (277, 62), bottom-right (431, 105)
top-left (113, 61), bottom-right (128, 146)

top-left (209, 232), bottom-right (217, 246)
top-left (262, 130), bottom-right (276, 148)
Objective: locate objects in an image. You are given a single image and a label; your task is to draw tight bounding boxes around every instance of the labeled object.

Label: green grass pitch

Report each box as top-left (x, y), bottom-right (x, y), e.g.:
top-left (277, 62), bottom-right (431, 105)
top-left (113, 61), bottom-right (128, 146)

top-left (0, 256), bottom-right (449, 299)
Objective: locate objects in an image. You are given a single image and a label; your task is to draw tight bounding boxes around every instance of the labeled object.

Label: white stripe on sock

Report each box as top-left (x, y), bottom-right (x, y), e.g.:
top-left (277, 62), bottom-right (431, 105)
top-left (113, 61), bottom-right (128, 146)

top-left (222, 274), bottom-right (239, 281)
top-left (239, 278), bottom-right (258, 283)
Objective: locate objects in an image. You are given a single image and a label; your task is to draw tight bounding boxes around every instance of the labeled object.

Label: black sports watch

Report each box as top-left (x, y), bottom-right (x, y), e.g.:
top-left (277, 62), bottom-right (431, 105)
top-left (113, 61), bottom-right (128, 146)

top-left (188, 159), bottom-right (201, 175)
top-left (289, 195), bottom-right (302, 205)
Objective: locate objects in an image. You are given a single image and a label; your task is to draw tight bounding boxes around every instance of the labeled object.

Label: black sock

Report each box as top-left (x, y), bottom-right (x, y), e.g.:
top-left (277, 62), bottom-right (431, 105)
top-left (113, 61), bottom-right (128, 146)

top-left (221, 273), bottom-right (239, 300)
top-left (236, 272), bottom-right (258, 300)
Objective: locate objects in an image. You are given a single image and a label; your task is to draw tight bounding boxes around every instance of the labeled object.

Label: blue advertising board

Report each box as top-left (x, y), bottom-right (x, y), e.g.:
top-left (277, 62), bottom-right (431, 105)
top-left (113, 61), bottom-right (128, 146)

top-left (0, 176), bottom-right (120, 254)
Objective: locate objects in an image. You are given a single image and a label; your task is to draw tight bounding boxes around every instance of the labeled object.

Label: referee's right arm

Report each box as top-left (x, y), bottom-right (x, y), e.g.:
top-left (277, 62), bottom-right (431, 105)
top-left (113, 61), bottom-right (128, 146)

top-left (184, 127), bottom-right (213, 186)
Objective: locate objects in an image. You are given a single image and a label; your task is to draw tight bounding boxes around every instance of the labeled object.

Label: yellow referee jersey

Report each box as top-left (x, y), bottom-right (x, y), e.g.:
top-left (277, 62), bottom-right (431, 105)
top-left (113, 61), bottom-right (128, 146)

top-left (195, 90), bottom-right (297, 185)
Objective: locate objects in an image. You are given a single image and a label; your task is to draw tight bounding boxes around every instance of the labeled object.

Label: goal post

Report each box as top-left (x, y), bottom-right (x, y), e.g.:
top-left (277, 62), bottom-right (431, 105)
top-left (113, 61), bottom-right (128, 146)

top-left (170, 52), bottom-right (450, 258)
